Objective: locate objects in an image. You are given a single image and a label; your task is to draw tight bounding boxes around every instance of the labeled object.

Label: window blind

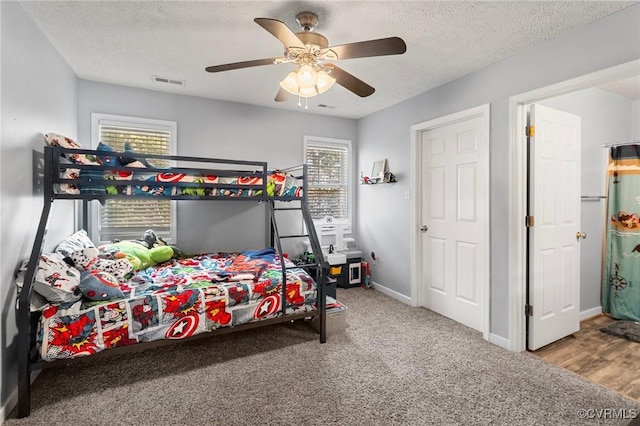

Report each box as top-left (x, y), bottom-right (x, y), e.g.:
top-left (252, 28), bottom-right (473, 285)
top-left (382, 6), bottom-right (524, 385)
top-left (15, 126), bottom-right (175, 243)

top-left (98, 123), bottom-right (173, 242)
top-left (305, 143), bottom-right (349, 221)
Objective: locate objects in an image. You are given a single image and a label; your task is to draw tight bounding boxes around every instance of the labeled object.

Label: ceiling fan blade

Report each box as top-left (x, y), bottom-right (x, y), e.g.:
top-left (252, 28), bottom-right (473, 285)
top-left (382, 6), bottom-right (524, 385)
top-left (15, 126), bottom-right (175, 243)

top-left (254, 18), bottom-right (305, 49)
top-left (275, 88), bottom-right (290, 102)
top-left (205, 58), bottom-right (281, 73)
top-left (328, 64), bottom-right (375, 97)
top-left (329, 37), bottom-right (407, 60)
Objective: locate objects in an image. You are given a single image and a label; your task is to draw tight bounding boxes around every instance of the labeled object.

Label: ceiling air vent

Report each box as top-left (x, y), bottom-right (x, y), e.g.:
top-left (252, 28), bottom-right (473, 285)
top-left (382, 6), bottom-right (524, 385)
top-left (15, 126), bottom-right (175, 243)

top-left (152, 75), bottom-right (185, 86)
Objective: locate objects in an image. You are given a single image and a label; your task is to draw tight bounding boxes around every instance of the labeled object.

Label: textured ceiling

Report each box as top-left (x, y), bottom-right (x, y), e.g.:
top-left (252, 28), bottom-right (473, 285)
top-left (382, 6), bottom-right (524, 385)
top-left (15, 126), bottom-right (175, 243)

top-left (19, 1), bottom-right (638, 119)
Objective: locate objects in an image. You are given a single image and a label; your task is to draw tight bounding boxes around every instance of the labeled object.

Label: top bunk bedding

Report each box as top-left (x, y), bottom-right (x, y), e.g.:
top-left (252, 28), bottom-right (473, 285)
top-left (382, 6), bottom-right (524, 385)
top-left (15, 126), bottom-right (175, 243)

top-left (43, 133), bottom-right (304, 200)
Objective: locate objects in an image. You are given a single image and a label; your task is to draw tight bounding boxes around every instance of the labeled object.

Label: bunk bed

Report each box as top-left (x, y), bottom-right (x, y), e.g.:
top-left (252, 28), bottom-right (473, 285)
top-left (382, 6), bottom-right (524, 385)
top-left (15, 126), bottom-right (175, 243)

top-left (16, 144), bottom-right (328, 418)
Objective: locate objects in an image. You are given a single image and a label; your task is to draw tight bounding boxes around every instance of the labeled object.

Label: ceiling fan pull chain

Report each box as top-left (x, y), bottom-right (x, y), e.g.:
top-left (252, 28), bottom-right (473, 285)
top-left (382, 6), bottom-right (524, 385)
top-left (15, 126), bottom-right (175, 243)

top-left (304, 97), bottom-right (309, 111)
top-left (297, 95), bottom-right (302, 108)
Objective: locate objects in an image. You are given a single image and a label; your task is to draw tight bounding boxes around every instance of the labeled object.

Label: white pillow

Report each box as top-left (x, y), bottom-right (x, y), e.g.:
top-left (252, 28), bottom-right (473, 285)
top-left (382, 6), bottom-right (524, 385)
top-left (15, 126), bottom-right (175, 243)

top-left (54, 230), bottom-right (96, 257)
top-left (43, 133), bottom-right (100, 165)
top-left (33, 253), bottom-right (82, 303)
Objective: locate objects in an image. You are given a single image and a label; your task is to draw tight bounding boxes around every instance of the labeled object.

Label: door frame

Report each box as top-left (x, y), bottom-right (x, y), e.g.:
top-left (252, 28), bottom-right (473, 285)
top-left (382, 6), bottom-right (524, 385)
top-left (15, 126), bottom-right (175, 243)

top-left (508, 59), bottom-right (640, 352)
top-left (410, 103), bottom-right (491, 341)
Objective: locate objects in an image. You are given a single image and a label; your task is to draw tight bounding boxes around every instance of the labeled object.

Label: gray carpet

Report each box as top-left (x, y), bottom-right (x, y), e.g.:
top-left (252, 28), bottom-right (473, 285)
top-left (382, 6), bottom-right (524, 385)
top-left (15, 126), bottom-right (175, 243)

top-left (5, 288), bottom-right (640, 425)
top-left (601, 320), bottom-right (640, 344)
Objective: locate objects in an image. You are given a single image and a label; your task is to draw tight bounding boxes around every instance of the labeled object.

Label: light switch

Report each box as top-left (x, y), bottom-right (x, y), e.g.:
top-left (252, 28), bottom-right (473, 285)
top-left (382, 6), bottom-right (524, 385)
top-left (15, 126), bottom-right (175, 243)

top-left (404, 190), bottom-right (410, 200)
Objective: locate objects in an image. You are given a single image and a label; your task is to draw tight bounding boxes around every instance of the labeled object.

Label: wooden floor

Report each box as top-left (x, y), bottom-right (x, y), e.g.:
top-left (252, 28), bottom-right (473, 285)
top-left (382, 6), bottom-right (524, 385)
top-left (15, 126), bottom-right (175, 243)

top-left (531, 315), bottom-right (640, 401)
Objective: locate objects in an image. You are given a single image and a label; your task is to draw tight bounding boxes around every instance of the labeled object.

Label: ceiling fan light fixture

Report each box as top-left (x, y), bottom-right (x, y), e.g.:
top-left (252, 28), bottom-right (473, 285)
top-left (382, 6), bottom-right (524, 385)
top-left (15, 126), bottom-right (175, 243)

top-left (316, 69), bottom-right (336, 94)
top-left (298, 87), bottom-right (318, 98)
top-left (280, 65), bottom-right (336, 98)
top-left (295, 64), bottom-right (318, 89)
top-left (279, 71), bottom-right (299, 94)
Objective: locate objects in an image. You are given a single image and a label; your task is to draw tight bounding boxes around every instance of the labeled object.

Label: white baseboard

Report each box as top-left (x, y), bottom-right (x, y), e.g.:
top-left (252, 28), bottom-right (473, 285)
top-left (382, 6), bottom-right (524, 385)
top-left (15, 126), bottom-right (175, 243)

top-left (580, 306), bottom-right (602, 321)
top-left (483, 307), bottom-right (602, 354)
top-left (371, 281), bottom-right (413, 305)
top-left (489, 333), bottom-right (510, 350)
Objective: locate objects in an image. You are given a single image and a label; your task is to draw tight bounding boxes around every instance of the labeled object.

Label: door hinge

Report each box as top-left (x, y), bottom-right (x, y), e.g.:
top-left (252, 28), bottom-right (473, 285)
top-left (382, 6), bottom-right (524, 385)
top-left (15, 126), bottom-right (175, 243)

top-left (525, 305), bottom-right (533, 316)
top-left (525, 215), bottom-right (534, 227)
top-left (526, 125), bottom-right (535, 137)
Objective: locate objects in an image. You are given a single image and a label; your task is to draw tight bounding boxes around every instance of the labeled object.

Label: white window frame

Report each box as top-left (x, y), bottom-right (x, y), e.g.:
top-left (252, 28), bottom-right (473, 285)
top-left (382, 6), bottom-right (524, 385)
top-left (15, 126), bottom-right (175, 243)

top-left (303, 136), bottom-right (353, 235)
top-left (90, 113), bottom-right (177, 245)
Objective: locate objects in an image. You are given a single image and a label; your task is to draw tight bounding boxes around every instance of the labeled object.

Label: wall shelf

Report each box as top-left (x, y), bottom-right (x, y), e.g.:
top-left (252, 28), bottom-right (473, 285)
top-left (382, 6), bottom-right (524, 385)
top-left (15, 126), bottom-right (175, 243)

top-left (360, 172), bottom-right (397, 185)
top-left (360, 181), bottom-right (396, 185)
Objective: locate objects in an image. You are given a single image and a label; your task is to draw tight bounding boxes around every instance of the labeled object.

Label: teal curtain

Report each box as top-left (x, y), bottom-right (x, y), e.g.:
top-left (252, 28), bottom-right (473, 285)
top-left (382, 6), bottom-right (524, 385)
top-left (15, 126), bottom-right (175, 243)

top-left (602, 145), bottom-right (640, 321)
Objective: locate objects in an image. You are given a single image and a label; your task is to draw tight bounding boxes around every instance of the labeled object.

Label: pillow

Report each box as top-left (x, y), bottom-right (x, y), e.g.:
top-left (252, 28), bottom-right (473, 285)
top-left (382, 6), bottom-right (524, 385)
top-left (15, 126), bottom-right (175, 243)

top-left (57, 157), bottom-right (81, 195)
top-left (15, 259), bottom-right (51, 311)
top-left (43, 133), bottom-right (100, 165)
top-left (43, 132), bottom-right (82, 150)
top-left (33, 253), bottom-right (82, 303)
top-left (78, 270), bottom-right (124, 301)
top-left (54, 230), bottom-right (96, 257)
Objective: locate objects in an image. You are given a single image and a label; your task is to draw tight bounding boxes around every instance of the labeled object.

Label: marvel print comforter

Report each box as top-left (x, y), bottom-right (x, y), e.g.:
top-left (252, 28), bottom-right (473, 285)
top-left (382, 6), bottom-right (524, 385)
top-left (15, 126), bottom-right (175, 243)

top-left (37, 250), bottom-right (316, 361)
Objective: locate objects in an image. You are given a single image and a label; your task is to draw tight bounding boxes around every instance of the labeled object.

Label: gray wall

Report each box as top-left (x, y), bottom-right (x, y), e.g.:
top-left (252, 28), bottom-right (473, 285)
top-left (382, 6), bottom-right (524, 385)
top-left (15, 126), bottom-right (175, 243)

top-left (77, 80), bottom-right (358, 255)
top-left (356, 5), bottom-right (640, 340)
top-left (540, 88), bottom-right (635, 314)
top-left (0, 1), bottom-right (78, 417)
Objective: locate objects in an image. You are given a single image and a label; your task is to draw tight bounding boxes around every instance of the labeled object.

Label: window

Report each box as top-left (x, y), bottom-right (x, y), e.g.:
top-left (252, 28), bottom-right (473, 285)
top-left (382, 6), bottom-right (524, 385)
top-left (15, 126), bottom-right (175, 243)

top-left (304, 136), bottom-right (353, 232)
top-left (90, 113), bottom-right (177, 244)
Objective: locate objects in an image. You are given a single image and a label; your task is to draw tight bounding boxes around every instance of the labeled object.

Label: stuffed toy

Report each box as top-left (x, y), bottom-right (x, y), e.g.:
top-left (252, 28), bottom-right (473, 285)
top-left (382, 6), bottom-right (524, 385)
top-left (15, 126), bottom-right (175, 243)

top-left (67, 247), bottom-right (134, 283)
top-left (100, 240), bottom-right (173, 271)
top-left (78, 270), bottom-right (124, 301)
top-left (120, 141), bottom-right (155, 168)
top-left (137, 229), bottom-right (164, 248)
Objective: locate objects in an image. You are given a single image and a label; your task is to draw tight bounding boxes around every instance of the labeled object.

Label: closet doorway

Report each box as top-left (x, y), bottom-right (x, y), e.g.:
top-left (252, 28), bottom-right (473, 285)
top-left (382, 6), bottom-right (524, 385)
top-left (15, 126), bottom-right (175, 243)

top-left (508, 60), bottom-right (640, 352)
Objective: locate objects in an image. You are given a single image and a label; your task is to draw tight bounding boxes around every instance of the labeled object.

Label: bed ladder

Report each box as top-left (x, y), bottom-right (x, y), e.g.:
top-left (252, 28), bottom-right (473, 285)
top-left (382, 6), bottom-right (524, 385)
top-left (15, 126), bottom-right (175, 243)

top-left (268, 199), bottom-right (328, 343)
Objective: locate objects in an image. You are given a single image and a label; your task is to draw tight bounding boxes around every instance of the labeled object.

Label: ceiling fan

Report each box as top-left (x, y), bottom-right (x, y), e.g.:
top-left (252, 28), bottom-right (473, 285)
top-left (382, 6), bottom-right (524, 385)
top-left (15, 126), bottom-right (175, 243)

top-left (205, 12), bottom-right (407, 106)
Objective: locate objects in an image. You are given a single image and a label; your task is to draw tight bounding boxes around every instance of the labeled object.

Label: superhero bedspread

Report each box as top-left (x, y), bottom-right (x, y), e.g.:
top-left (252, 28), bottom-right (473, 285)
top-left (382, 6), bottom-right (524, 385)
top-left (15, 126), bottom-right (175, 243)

top-left (44, 133), bottom-right (303, 198)
top-left (37, 250), bottom-right (316, 362)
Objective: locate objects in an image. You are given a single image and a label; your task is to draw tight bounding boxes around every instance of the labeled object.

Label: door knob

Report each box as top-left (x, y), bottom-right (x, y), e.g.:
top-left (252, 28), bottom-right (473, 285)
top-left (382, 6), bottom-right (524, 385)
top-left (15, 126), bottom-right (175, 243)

top-left (420, 225), bottom-right (428, 233)
top-left (576, 231), bottom-right (587, 240)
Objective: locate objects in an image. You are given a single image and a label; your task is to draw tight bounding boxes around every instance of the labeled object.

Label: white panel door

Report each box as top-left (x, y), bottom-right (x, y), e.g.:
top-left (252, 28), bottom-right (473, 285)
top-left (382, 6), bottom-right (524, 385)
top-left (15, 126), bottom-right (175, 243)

top-left (528, 104), bottom-right (581, 351)
top-left (420, 114), bottom-right (488, 332)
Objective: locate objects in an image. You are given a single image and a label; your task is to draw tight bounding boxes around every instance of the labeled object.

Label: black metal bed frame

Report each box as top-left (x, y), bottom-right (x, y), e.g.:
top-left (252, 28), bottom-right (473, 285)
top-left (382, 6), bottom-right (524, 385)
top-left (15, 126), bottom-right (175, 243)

top-left (16, 146), bottom-right (328, 418)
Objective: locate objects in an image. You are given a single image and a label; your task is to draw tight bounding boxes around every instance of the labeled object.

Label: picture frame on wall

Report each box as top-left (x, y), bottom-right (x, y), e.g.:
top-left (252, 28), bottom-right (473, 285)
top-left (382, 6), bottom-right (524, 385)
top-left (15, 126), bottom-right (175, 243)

top-left (371, 159), bottom-right (387, 182)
